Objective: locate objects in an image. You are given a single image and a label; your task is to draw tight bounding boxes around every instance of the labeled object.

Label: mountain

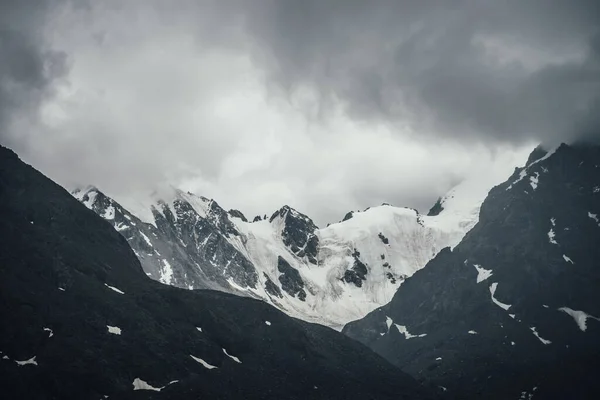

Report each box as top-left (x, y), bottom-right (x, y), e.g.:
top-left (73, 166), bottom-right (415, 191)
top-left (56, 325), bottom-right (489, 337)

top-left (343, 144), bottom-right (600, 399)
top-left (71, 154), bottom-right (526, 330)
top-left (0, 144), bottom-right (438, 399)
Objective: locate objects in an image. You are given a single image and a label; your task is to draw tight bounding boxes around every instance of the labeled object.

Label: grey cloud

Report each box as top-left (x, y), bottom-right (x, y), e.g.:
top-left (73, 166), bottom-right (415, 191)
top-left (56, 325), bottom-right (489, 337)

top-left (235, 0), bottom-right (600, 145)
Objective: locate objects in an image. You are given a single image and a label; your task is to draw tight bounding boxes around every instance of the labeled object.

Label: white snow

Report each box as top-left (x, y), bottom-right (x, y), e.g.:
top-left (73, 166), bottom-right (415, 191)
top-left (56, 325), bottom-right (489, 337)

top-left (468, 330), bottom-right (478, 335)
top-left (105, 283), bottom-right (125, 294)
top-left (473, 264), bottom-right (493, 283)
top-left (43, 328), bottom-right (53, 338)
top-left (509, 314), bottom-right (516, 319)
top-left (547, 229), bottom-right (558, 245)
top-left (436, 357), bottom-right (442, 361)
top-left (196, 327), bottom-right (202, 332)
top-left (511, 341), bottom-right (516, 346)
top-left (132, 378), bottom-right (163, 391)
top-left (139, 232), bottom-right (153, 247)
top-left (558, 307), bottom-right (600, 332)
top-left (107, 325), bottom-right (122, 335)
top-left (543, 305), bottom-right (549, 308)
top-left (190, 355), bottom-right (217, 369)
top-left (102, 205), bottom-right (115, 220)
top-left (594, 186), bottom-right (600, 193)
top-left (489, 282), bottom-right (511, 310)
top-left (506, 147), bottom-right (556, 191)
top-left (529, 173), bottom-right (539, 190)
top-left (394, 324), bottom-right (427, 339)
top-left (114, 222), bottom-right (128, 232)
top-left (222, 348), bottom-right (242, 363)
top-left (588, 212), bottom-right (599, 226)
top-left (530, 327), bottom-right (552, 345)
top-left (265, 321), bottom-right (271, 326)
top-left (159, 259), bottom-right (174, 285)
top-left (562, 255), bottom-right (574, 264)
top-left (58, 287), bottom-right (65, 291)
top-left (550, 218), bottom-right (556, 227)
top-left (15, 356), bottom-right (37, 366)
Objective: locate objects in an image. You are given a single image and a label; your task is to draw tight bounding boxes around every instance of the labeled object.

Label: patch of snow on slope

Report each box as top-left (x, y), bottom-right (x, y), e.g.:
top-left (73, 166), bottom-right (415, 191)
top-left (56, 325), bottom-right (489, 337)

top-left (159, 259), bottom-right (174, 285)
top-left (558, 307), bottom-right (600, 332)
top-left (15, 356), bottom-right (38, 366)
top-left (588, 212), bottom-right (599, 226)
top-left (190, 355), bottom-right (217, 369)
top-left (529, 173), bottom-right (539, 190)
top-left (265, 321), bottom-right (271, 326)
top-left (105, 283), bottom-right (125, 294)
top-left (530, 327), bottom-right (552, 345)
top-left (506, 146), bottom-right (557, 191)
top-left (473, 264), bottom-right (493, 283)
top-left (562, 255), bottom-right (574, 264)
top-left (223, 348), bottom-right (242, 363)
top-left (133, 378), bottom-right (163, 391)
top-left (468, 330), bottom-right (478, 334)
top-left (107, 325), bottom-right (122, 335)
top-left (102, 205), bottom-right (115, 220)
top-left (140, 232), bottom-right (153, 247)
top-left (196, 327), bottom-right (202, 332)
top-left (548, 229), bottom-right (558, 245)
top-left (489, 282), bottom-right (511, 310)
top-left (395, 324), bottom-right (427, 339)
top-left (43, 328), bottom-right (53, 338)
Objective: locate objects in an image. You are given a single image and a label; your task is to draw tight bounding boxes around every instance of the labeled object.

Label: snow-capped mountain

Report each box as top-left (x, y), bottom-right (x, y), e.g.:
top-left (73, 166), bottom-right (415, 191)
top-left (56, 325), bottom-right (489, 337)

top-left (0, 144), bottom-right (435, 400)
top-left (72, 152), bottom-right (528, 329)
top-left (343, 143), bottom-right (600, 399)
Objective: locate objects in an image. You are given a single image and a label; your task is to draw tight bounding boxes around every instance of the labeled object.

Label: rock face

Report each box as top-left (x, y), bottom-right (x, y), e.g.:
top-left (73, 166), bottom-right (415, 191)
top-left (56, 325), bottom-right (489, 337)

top-left (0, 145), bottom-right (435, 400)
top-left (343, 144), bottom-right (600, 399)
top-left (71, 151), bottom-right (528, 330)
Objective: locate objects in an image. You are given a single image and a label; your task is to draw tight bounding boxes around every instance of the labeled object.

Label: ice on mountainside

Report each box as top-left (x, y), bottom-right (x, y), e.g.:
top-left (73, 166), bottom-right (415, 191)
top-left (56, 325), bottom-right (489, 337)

top-left (107, 326), bottom-right (122, 335)
top-left (71, 149), bottom-right (530, 329)
top-left (190, 355), bottom-right (218, 369)
top-left (559, 307), bottom-right (600, 332)
top-left (105, 283), bottom-right (125, 294)
top-left (489, 282), bottom-right (511, 311)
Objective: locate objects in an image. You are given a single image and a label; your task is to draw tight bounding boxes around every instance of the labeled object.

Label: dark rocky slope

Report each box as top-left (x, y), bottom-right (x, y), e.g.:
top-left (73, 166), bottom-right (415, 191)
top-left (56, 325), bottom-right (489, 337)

top-left (0, 145), bottom-right (435, 400)
top-left (344, 144), bottom-right (600, 399)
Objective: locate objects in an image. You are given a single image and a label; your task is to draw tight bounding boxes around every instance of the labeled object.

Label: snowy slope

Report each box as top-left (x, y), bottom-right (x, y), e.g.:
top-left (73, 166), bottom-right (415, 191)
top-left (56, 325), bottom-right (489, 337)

top-left (72, 150), bottom-right (529, 329)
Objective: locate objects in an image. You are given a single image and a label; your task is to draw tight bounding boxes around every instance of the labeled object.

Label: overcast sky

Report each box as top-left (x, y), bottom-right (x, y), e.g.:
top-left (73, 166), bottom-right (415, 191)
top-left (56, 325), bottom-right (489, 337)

top-left (1, 0), bottom-right (599, 225)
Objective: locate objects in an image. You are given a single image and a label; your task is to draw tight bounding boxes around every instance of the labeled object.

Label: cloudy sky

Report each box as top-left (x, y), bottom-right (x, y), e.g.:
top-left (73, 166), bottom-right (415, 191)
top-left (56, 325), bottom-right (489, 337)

top-left (1, 0), bottom-right (599, 225)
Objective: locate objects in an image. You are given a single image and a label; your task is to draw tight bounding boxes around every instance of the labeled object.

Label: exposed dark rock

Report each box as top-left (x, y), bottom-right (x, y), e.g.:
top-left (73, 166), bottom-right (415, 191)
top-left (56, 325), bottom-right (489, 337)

top-left (253, 215), bottom-right (262, 222)
top-left (344, 144), bottom-right (600, 399)
top-left (426, 197), bottom-right (444, 217)
top-left (378, 232), bottom-right (389, 245)
top-left (277, 256), bottom-right (306, 301)
top-left (228, 209), bottom-right (248, 222)
top-left (270, 206), bottom-right (319, 264)
top-left (263, 273), bottom-right (283, 298)
top-left (342, 211), bottom-right (354, 222)
top-left (342, 249), bottom-right (368, 288)
top-left (381, 254), bottom-right (385, 260)
top-left (0, 144), bottom-right (436, 400)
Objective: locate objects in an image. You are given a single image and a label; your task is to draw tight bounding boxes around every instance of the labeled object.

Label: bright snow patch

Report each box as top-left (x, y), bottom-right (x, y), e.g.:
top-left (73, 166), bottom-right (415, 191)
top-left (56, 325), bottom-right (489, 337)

top-left (196, 327), bottom-right (202, 332)
top-left (265, 321), bottom-right (271, 326)
top-left (550, 218), bottom-right (556, 226)
top-left (139, 232), bottom-right (153, 247)
top-left (489, 283), bottom-right (511, 310)
top-left (562, 255), bottom-right (574, 264)
top-left (102, 205), bottom-right (115, 220)
top-left (159, 259), bottom-right (174, 285)
top-left (107, 325), bottom-right (122, 335)
top-left (594, 186), bottom-right (600, 193)
top-left (395, 324), bottom-right (427, 339)
top-left (511, 341), bottom-right (516, 346)
top-left (547, 229), bottom-right (558, 245)
top-left (473, 264), bottom-right (493, 283)
top-left (190, 355), bottom-right (217, 369)
top-left (588, 212), bottom-right (599, 226)
top-left (58, 287), bottom-right (65, 291)
top-left (543, 305), bottom-right (549, 308)
top-left (436, 357), bottom-right (442, 361)
top-left (530, 327), bottom-right (551, 345)
top-left (105, 283), bottom-right (125, 294)
top-left (15, 356), bottom-right (37, 366)
top-left (558, 307), bottom-right (600, 332)
top-left (509, 314), bottom-right (516, 319)
top-left (529, 173), bottom-right (539, 190)
top-left (223, 348), bottom-right (242, 363)
top-left (43, 328), bottom-right (53, 338)
top-left (114, 222), bottom-right (128, 231)
top-left (468, 330), bottom-right (478, 335)
top-left (133, 378), bottom-right (163, 391)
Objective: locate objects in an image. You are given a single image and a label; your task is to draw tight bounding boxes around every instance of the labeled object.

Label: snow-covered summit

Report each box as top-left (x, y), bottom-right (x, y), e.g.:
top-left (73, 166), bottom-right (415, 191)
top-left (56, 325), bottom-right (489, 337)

top-left (72, 150), bottom-right (529, 329)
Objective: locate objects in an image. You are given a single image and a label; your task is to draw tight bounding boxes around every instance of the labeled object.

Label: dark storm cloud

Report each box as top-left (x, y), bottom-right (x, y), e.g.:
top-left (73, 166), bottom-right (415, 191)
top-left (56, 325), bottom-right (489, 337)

top-left (236, 0), bottom-right (600, 145)
top-left (0, 0), bottom-right (68, 143)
